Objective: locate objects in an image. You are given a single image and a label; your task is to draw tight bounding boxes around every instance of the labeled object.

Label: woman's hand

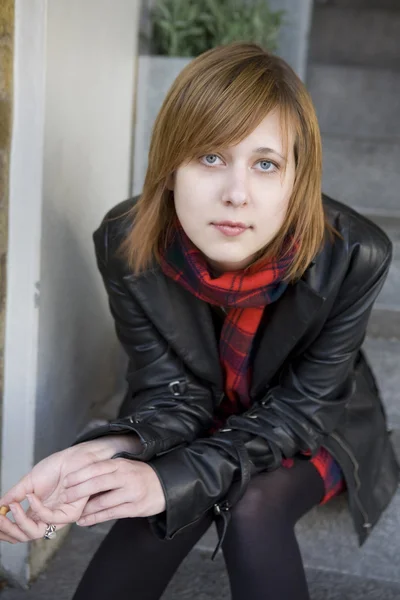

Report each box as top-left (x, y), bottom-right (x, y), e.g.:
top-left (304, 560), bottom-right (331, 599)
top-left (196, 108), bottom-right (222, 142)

top-left (26, 459), bottom-right (166, 527)
top-left (0, 434), bottom-right (141, 543)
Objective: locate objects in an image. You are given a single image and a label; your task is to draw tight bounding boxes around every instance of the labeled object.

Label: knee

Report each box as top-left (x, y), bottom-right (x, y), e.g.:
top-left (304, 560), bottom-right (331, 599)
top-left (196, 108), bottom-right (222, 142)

top-left (229, 478), bottom-right (289, 530)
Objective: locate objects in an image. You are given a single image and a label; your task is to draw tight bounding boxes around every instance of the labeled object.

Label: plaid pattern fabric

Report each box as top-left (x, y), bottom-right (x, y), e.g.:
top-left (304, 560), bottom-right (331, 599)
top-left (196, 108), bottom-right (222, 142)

top-left (159, 220), bottom-right (294, 416)
top-left (282, 448), bottom-right (346, 505)
top-left (159, 220), bottom-right (345, 505)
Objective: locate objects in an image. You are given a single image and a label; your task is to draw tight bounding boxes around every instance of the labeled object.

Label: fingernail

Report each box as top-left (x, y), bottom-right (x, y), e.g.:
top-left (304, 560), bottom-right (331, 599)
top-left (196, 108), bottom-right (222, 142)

top-left (9, 503), bottom-right (16, 511)
top-left (77, 518), bottom-right (86, 526)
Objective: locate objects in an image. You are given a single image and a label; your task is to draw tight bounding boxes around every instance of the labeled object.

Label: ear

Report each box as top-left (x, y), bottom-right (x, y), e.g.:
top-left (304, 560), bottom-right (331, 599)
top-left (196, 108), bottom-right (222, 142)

top-left (166, 172), bottom-right (175, 191)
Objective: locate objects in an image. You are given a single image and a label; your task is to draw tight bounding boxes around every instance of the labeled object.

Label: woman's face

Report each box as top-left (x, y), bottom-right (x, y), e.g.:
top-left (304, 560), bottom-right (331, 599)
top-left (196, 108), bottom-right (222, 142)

top-left (171, 110), bottom-right (296, 272)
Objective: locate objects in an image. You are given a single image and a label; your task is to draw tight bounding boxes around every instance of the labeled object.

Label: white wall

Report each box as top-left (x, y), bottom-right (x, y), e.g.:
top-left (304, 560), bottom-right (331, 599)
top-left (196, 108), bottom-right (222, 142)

top-left (36, 0), bottom-right (140, 462)
top-left (2, 0), bottom-right (140, 585)
top-left (1, 0), bottom-right (47, 586)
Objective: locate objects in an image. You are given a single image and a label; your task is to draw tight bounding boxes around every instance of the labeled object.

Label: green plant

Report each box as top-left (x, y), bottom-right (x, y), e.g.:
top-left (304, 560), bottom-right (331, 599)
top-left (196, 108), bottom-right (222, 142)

top-left (148, 0), bottom-right (285, 57)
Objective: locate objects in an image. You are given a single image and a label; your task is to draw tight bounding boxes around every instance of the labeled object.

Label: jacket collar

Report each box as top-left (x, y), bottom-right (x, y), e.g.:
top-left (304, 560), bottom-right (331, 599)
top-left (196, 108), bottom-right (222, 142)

top-left (127, 265), bottom-right (325, 395)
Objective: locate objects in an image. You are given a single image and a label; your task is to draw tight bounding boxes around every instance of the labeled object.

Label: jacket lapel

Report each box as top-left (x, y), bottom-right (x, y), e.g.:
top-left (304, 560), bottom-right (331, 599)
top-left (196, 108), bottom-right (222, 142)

top-left (128, 269), bottom-right (325, 395)
top-left (127, 269), bottom-right (224, 388)
top-left (250, 279), bottom-right (326, 396)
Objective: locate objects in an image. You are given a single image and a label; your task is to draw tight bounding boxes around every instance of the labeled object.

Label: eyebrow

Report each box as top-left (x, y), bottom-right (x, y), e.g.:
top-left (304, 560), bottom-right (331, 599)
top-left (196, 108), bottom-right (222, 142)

top-left (253, 147), bottom-right (287, 162)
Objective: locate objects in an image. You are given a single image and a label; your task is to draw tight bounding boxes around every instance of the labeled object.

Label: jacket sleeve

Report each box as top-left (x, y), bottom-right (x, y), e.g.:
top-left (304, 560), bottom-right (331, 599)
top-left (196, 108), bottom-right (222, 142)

top-left (73, 215), bottom-right (215, 460)
top-left (146, 238), bottom-right (392, 541)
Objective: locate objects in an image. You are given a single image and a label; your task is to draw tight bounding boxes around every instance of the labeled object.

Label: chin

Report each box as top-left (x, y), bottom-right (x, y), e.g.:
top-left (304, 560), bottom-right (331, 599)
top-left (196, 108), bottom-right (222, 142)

top-left (208, 256), bottom-right (252, 272)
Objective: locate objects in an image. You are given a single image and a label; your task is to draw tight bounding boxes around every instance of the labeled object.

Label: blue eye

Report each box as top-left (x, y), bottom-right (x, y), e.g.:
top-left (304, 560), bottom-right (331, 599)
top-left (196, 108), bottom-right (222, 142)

top-left (200, 155), bottom-right (278, 173)
top-left (203, 154), bottom-right (220, 165)
top-left (258, 160), bottom-right (275, 172)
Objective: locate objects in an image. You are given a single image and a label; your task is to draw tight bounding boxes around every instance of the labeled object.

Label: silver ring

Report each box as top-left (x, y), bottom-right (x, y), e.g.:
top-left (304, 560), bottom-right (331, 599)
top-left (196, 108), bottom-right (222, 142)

top-left (43, 523), bottom-right (57, 540)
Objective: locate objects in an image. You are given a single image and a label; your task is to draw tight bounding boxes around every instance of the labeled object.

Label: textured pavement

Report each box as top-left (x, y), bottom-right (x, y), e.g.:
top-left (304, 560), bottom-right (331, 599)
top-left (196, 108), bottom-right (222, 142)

top-left (0, 524), bottom-right (400, 599)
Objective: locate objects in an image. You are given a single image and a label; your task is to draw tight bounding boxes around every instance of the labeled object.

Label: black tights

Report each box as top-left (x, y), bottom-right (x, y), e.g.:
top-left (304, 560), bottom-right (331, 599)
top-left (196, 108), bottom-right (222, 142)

top-left (72, 457), bottom-right (325, 600)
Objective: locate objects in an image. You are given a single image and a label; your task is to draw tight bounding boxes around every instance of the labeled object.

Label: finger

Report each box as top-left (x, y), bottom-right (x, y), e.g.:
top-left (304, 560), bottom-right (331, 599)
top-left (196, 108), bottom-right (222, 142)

top-left (9, 503), bottom-right (48, 541)
top-left (10, 503), bottom-right (69, 542)
top-left (26, 494), bottom-right (60, 524)
top-left (64, 460), bottom-right (118, 489)
top-left (27, 493), bottom-right (88, 526)
top-left (81, 489), bottom-right (129, 517)
top-left (0, 473), bottom-right (33, 506)
top-left (0, 529), bottom-right (20, 544)
top-left (61, 472), bottom-right (121, 504)
top-left (0, 514), bottom-right (30, 543)
top-left (77, 503), bottom-right (134, 527)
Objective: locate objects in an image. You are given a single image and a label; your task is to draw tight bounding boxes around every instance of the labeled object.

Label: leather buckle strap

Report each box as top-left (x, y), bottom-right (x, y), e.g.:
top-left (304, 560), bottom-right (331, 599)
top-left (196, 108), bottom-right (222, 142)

top-left (211, 434), bottom-right (251, 560)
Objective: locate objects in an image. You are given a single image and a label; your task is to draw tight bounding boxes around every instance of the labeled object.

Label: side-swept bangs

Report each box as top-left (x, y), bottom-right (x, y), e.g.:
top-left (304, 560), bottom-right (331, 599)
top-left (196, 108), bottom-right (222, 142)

top-left (119, 41), bottom-right (337, 280)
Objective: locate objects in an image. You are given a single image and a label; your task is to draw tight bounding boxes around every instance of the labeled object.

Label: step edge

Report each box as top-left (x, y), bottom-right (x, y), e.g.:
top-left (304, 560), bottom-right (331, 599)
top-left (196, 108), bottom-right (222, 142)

top-left (308, 62), bottom-right (400, 76)
top-left (321, 132), bottom-right (400, 145)
top-left (352, 208), bottom-right (400, 220)
top-left (313, 5), bottom-right (400, 17)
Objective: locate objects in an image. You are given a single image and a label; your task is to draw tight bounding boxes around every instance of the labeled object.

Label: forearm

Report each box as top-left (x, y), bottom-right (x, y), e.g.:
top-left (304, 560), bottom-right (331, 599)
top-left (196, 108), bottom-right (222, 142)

top-left (146, 397), bottom-right (320, 540)
top-left (108, 433), bottom-right (144, 455)
top-left (72, 432), bottom-right (144, 458)
top-left (147, 430), bottom-right (257, 540)
top-left (73, 379), bottom-right (215, 461)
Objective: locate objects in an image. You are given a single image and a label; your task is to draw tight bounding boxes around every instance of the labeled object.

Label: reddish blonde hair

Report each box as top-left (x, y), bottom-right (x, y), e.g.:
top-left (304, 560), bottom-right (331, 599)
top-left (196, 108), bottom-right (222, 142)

top-left (119, 42), bottom-right (337, 281)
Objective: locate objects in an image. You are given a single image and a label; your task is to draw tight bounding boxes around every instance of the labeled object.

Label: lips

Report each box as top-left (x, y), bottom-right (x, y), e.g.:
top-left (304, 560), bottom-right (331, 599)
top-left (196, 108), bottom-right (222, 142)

top-left (213, 221), bottom-right (249, 229)
top-left (212, 221), bottom-right (250, 237)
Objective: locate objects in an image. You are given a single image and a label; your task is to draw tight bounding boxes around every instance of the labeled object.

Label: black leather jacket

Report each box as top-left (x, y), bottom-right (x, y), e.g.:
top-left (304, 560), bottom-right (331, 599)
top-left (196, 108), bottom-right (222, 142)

top-left (75, 194), bottom-right (399, 552)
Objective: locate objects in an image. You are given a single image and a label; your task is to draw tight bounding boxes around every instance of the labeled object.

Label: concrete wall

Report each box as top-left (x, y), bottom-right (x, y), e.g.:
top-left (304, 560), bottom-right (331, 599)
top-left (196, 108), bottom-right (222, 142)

top-left (35, 0), bottom-right (140, 464)
top-left (269, 0), bottom-right (314, 80)
top-left (2, 0), bottom-right (141, 585)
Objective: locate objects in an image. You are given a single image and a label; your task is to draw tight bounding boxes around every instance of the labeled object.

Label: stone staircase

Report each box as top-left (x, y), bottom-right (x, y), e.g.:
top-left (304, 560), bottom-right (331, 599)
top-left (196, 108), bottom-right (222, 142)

top-left (195, 0), bottom-right (400, 590)
top-left (295, 0), bottom-right (400, 585)
top-left (309, 0), bottom-right (400, 341)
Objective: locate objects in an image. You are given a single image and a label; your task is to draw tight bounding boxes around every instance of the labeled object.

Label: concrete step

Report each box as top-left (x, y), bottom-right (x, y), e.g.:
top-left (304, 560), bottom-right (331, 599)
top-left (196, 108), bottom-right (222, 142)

top-left (363, 338), bottom-right (400, 430)
top-left (375, 233), bottom-right (400, 307)
top-left (310, 6), bottom-right (400, 69)
top-left (307, 65), bottom-right (400, 138)
top-left (366, 223), bottom-right (400, 336)
top-left (368, 306), bottom-right (400, 339)
top-left (321, 137), bottom-right (400, 217)
top-left (165, 552), bottom-right (400, 600)
top-left (3, 524), bottom-right (400, 599)
top-left (165, 554), bottom-right (400, 600)
top-left (320, 138), bottom-right (400, 339)
top-left (197, 430), bottom-right (400, 583)
top-left (316, 0), bottom-right (400, 10)
top-left (368, 219), bottom-right (400, 338)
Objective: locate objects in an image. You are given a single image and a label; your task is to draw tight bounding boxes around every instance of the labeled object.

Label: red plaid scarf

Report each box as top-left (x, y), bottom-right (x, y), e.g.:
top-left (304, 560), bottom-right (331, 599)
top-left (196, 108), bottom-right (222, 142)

top-left (159, 221), bottom-right (295, 423)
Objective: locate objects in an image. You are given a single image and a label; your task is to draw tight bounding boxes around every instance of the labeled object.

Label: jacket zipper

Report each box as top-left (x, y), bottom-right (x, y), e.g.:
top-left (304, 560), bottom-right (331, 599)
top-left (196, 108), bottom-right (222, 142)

top-left (167, 501), bottom-right (219, 538)
top-left (325, 432), bottom-right (372, 529)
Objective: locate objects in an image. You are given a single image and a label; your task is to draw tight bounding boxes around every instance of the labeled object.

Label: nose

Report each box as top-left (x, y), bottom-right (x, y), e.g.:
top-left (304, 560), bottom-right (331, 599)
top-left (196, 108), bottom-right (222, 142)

top-left (221, 171), bottom-right (249, 207)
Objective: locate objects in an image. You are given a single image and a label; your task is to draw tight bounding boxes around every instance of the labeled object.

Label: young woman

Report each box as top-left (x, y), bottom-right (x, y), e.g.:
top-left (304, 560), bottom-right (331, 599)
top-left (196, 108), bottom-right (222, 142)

top-left (0, 42), bottom-right (398, 600)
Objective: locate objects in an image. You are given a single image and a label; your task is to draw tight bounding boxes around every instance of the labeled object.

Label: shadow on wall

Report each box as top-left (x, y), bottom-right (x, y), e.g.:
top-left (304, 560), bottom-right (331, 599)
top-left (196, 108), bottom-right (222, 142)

top-left (34, 204), bottom-right (128, 464)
